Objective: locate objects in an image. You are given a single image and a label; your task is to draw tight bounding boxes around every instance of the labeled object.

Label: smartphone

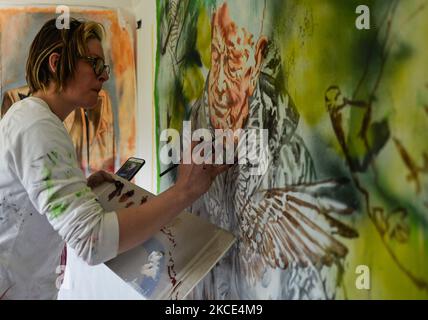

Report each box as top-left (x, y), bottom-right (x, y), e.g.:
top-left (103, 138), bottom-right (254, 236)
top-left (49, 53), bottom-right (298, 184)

top-left (115, 157), bottom-right (146, 181)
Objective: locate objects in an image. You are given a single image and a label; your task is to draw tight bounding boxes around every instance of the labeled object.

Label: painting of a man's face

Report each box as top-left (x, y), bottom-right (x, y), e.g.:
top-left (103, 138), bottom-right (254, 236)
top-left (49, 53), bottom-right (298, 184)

top-left (208, 3), bottom-right (267, 132)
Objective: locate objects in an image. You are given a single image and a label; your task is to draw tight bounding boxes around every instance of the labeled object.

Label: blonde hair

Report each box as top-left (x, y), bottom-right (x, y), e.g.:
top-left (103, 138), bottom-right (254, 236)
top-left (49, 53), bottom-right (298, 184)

top-left (26, 18), bottom-right (105, 93)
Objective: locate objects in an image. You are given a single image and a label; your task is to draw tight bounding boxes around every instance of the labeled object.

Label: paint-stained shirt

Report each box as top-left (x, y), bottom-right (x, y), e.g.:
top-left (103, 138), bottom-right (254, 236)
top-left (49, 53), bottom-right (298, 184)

top-left (0, 97), bottom-right (119, 299)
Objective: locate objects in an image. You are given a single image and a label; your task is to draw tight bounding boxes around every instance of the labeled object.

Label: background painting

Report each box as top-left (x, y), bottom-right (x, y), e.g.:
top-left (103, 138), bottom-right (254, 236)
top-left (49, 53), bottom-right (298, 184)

top-left (156, 0), bottom-right (428, 299)
top-left (0, 6), bottom-right (136, 174)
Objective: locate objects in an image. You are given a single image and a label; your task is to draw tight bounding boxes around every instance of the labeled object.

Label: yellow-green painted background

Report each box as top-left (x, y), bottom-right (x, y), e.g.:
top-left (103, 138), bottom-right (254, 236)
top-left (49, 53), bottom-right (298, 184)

top-left (155, 0), bottom-right (428, 299)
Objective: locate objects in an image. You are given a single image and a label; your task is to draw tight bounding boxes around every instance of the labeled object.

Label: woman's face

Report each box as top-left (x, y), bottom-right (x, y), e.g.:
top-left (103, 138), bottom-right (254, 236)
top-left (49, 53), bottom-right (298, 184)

top-left (62, 38), bottom-right (109, 109)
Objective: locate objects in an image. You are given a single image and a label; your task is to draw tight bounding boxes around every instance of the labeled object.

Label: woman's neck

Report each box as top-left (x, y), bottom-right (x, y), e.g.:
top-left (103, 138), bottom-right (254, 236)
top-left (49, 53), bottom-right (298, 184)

top-left (32, 86), bottom-right (76, 122)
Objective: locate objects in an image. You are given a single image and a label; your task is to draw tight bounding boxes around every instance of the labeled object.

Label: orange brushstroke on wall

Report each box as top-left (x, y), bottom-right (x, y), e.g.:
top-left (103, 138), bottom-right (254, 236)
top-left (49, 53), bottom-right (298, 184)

top-left (108, 17), bottom-right (135, 76)
top-left (128, 115), bottom-right (136, 150)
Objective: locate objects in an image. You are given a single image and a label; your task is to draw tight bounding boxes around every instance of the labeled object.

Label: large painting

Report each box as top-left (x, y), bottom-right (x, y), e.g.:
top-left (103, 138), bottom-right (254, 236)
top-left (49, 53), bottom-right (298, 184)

top-left (0, 6), bottom-right (136, 173)
top-left (155, 0), bottom-right (428, 299)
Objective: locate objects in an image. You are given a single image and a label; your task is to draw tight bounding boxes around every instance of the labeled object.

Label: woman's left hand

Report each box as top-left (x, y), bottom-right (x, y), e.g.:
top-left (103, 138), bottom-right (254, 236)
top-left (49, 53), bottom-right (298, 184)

top-left (87, 170), bottom-right (115, 189)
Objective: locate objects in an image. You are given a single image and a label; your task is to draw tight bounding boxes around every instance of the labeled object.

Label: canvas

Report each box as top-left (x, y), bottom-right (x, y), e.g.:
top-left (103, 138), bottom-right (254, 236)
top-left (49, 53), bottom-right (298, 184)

top-left (155, 0), bottom-right (428, 299)
top-left (92, 175), bottom-right (235, 300)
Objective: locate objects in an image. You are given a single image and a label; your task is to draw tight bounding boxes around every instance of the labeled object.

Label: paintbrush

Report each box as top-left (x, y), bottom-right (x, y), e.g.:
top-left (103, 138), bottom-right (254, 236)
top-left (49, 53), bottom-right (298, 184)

top-left (159, 163), bottom-right (179, 177)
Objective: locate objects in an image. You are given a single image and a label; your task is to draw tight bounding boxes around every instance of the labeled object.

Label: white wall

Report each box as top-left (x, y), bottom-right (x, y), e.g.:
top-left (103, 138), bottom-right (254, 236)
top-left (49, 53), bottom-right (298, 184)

top-left (0, 0), bottom-right (158, 299)
top-left (133, 0), bottom-right (157, 193)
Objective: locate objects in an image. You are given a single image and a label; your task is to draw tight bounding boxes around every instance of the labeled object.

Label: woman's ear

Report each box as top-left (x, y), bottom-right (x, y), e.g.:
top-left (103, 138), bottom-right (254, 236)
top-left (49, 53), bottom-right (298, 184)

top-left (249, 36), bottom-right (268, 94)
top-left (48, 53), bottom-right (60, 75)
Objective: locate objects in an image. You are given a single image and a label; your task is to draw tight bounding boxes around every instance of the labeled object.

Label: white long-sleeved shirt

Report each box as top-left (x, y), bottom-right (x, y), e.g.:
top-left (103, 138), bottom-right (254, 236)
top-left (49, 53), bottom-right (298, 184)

top-left (0, 97), bottom-right (119, 299)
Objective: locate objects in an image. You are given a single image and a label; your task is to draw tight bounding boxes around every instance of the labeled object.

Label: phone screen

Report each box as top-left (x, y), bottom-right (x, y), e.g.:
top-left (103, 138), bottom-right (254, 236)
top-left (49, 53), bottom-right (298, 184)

top-left (115, 157), bottom-right (146, 181)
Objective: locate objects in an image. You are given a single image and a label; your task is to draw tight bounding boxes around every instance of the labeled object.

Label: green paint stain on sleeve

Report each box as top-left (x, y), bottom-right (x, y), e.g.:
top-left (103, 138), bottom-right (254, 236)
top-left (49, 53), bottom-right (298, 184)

top-left (42, 166), bottom-right (56, 203)
top-left (49, 202), bottom-right (70, 219)
top-left (76, 187), bottom-right (91, 198)
top-left (42, 167), bottom-right (52, 181)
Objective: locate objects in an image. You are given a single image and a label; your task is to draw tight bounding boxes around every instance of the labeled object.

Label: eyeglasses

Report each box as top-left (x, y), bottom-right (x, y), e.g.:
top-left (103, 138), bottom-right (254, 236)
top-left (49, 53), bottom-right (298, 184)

top-left (80, 56), bottom-right (110, 77)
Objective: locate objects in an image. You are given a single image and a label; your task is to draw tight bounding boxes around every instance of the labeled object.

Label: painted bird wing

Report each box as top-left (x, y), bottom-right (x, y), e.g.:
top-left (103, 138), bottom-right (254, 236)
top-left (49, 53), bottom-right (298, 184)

top-left (239, 179), bottom-right (358, 283)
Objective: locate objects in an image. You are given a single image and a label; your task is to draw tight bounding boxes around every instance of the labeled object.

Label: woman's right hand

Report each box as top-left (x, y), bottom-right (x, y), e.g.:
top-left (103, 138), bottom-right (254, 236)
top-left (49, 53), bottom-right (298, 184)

top-left (175, 142), bottom-right (231, 202)
top-left (117, 141), bottom-right (231, 254)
